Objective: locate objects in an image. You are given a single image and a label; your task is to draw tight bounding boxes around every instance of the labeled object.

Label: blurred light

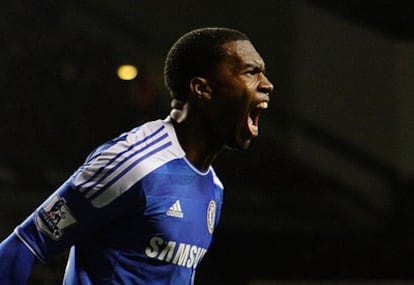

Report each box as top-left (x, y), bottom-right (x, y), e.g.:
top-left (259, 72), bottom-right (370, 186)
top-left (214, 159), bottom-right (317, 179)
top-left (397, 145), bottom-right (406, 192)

top-left (117, 64), bottom-right (138, 80)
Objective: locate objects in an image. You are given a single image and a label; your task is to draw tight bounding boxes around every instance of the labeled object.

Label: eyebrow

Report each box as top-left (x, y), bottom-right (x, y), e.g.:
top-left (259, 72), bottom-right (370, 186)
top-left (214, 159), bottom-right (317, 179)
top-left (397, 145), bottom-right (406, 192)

top-left (242, 62), bottom-right (266, 71)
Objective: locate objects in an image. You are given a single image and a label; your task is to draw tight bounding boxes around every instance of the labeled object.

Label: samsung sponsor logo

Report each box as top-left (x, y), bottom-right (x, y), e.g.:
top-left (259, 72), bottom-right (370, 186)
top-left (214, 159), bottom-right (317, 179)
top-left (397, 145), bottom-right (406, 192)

top-left (145, 237), bottom-right (207, 269)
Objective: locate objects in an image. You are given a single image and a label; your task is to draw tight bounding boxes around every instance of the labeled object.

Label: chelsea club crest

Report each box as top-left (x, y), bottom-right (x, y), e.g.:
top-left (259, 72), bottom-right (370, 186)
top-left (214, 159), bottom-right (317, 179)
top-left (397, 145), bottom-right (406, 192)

top-left (207, 200), bottom-right (216, 234)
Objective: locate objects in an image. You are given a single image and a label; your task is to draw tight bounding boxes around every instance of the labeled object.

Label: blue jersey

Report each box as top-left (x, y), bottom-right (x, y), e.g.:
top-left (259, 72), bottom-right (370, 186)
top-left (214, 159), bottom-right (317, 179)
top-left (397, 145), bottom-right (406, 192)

top-left (13, 118), bottom-right (224, 284)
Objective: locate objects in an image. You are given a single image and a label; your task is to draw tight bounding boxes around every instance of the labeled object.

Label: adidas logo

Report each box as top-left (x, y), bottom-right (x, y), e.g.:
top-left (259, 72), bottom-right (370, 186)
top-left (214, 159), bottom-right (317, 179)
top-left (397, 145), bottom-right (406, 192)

top-left (166, 200), bottom-right (184, 218)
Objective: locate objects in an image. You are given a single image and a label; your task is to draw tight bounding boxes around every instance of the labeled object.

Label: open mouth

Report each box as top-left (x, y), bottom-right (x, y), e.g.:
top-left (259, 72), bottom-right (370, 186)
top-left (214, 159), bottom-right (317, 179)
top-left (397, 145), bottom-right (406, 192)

top-left (247, 101), bottom-right (268, 137)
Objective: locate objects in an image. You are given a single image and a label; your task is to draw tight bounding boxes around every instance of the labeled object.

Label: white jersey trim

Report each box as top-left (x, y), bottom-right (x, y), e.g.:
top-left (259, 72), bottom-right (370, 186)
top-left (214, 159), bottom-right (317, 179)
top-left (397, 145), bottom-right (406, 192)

top-left (72, 119), bottom-right (185, 208)
top-left (14, 228), bottom-right (46, 263)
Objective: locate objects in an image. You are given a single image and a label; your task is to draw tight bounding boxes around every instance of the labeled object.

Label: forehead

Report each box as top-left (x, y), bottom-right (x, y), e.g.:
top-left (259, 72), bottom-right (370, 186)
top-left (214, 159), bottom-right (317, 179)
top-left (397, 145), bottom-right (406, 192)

top-left (220, 40), bottom-right (264, 66)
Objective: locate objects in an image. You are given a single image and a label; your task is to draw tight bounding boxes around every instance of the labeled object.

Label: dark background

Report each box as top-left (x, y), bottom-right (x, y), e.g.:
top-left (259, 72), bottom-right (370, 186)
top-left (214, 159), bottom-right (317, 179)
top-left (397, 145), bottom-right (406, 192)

top-left (1, 0), bottom-right (414, 284)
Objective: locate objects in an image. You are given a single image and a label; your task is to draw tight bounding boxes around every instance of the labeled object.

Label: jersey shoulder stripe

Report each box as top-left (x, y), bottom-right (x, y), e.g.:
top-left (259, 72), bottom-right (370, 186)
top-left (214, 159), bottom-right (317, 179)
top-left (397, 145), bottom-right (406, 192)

top-left (78, 125), bottom-right (167, 195)
top-left (72, 119), bottom-right (185, 208)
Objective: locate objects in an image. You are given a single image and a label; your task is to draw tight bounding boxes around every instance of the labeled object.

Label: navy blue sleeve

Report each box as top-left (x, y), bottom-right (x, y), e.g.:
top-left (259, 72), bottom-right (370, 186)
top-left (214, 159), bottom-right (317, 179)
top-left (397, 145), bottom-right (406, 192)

top-left (0, 233), bottom-right (37, 285)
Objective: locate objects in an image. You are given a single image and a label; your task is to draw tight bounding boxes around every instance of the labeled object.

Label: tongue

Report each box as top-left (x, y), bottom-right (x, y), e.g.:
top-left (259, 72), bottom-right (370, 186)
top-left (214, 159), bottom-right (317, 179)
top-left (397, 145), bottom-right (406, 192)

top-left (248, 117), bottom-right (259, 137)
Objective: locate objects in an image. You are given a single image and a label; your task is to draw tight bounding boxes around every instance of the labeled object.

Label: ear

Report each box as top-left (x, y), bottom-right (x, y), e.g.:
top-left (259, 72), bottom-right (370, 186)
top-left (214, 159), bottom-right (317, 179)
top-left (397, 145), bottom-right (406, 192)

top-left (190, 77), bottom-right (212, 101)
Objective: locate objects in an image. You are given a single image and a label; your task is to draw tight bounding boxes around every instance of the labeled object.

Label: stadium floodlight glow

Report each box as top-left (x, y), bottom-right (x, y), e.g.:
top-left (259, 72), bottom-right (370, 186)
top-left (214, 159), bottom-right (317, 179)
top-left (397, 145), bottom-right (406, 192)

top-left (117, 64), bottom-right (138, 80)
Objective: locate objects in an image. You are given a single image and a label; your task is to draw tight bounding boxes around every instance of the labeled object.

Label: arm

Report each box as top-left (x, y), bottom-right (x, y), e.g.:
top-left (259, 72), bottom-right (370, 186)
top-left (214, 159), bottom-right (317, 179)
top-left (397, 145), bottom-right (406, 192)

top-left (0, 132), bottom-right (143, 284)
top-left (0, 233), bottom-right (37, 285)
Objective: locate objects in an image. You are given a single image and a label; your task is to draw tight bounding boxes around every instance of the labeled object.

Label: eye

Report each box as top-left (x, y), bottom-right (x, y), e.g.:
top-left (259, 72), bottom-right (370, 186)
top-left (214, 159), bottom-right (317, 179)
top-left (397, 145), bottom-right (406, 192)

top-left (245, 67), bottom-right (260, 76)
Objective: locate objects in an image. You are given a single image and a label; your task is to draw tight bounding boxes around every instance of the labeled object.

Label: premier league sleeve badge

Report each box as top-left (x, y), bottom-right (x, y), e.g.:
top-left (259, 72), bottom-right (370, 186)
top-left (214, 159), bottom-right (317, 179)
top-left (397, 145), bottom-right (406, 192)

top-left (35, 195), bottom-right (77, 240)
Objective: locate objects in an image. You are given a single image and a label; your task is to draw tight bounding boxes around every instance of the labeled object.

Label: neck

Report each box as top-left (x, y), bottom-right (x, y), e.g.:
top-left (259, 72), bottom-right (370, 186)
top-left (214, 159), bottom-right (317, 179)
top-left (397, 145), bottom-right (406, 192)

top-left (172, 119), bottom-right (223, 172)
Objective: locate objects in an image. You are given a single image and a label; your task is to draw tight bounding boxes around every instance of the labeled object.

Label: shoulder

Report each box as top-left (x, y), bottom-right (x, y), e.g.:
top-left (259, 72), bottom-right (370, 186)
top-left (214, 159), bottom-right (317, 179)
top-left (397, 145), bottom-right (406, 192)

top-left (71, 119), bottom-right (186, 207)
top-left (210, 167), bottom-right (224, 191)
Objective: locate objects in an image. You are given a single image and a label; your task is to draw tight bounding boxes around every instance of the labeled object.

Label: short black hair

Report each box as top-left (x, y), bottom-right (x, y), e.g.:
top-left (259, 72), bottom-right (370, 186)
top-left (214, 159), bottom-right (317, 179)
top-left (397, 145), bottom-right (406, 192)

top-left (163, 27), bottom-right (250, 101)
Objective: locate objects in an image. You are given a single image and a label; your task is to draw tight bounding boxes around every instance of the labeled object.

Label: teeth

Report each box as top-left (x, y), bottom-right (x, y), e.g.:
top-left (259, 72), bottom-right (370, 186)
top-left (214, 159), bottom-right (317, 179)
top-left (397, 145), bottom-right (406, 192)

top-left (257, 102), bottom-right (268, 109)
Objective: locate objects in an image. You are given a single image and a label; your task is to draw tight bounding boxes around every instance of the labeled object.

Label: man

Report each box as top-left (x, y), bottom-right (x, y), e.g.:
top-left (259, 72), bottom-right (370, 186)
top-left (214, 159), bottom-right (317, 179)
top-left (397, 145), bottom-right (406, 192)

top-left (0, 27), bottom-right (274, 284)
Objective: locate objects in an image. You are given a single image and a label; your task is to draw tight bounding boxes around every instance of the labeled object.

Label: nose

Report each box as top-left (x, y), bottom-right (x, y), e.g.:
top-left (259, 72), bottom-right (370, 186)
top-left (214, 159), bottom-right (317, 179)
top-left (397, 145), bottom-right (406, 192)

top-left (259, 74), bottom-right (274, 95)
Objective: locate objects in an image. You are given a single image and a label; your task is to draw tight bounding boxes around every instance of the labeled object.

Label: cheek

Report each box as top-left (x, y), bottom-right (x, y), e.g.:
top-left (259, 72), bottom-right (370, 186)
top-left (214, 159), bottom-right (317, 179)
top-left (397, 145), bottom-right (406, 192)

top-left (218, 85), bottom-right (247, 107)
top-left (210, 82), bottom-right (249, 120)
